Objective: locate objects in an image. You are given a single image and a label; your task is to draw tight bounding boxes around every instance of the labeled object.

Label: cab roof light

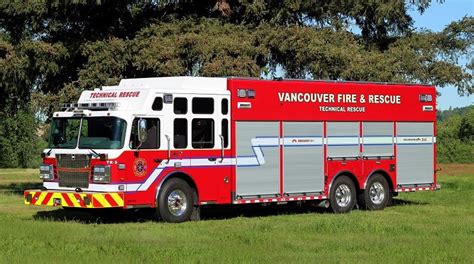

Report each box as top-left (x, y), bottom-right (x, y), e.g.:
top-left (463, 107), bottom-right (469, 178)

top-left (61, 102), bottom-right (119, 111)
top-left (164, 93), bottom-right (173, 103)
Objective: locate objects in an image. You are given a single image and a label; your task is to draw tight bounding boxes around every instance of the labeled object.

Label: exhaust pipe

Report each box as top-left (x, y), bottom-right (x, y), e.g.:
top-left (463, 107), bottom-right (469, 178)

top-left (324, 200), bottom-right (330, 208)
top-left (317, 200), bottom-right (330, 208)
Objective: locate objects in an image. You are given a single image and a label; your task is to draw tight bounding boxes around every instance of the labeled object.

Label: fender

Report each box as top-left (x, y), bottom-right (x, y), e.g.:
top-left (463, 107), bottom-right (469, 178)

top-left (328, 170), bottom-right (359, 196)
top-left (363, 169), bottom-right (393, 191)
top-left (155, 171), bottom-right (199, 205)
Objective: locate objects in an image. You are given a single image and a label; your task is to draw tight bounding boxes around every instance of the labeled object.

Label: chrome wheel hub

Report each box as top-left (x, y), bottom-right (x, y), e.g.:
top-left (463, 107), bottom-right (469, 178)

top-left (369, 182), bottom-right (385, 205)
top-left (335, 184), bottom-right (352, 207)
top-left (167, 190), bottom-right (187, 216)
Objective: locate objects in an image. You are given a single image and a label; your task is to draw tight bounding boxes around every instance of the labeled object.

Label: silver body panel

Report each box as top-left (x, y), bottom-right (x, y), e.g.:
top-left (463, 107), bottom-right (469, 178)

top-left (236, 122), bottom-right (280, 196)
top-left (327, 122), bottom-right (360, 158)
top-left (396, 122), bottom-right (434, 185)
top-left (283, 122), bottom-right (324, 194)
top-left (362, 122), bottom-right (394, 156)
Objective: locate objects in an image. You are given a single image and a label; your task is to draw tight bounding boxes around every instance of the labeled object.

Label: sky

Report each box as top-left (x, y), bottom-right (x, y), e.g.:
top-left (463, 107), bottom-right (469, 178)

top-left (409, 0), bottom-right (473, 110)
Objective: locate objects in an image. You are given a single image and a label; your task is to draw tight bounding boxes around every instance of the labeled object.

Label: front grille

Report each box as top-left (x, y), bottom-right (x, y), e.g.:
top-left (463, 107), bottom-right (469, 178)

top-left (56, 154), bottom-right (91, 169)
top-left (56, 154), bottom-right (91, 188)
top-left (58, 170), bottom-right (90, 188)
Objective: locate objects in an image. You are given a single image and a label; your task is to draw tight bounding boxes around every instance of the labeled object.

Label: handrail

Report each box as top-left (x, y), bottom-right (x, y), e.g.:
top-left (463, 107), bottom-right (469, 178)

top-left (219, 135), bottom-right (224, 163)
top-left (165, 135), bottom-right (170, 163)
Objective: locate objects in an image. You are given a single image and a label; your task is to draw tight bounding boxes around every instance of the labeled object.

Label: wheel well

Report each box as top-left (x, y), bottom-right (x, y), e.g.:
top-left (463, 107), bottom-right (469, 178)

top-left (330, 171), bottom-right (361, 193)
top-left (367, 170), bottom-right (394, 192)
top-left (157, 172), bottom-right (199, 204)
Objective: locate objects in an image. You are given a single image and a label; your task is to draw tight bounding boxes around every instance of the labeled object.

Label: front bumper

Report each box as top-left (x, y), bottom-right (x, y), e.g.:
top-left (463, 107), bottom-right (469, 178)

top-left (24, 190), bottom-right (124, 208)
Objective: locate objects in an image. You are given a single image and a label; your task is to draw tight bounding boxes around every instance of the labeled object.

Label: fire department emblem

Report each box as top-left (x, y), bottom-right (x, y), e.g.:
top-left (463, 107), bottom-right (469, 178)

top-left (133, 158), bottom-right (147, 177)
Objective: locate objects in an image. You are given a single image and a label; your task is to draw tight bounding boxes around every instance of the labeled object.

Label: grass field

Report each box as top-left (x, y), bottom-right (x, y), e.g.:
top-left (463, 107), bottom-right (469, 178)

top-left (0, 164), bottom-right (473, 263)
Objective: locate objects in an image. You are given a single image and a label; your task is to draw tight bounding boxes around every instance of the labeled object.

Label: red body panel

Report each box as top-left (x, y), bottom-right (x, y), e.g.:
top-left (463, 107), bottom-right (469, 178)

top-left (228, 79), bottom-right (436, 122)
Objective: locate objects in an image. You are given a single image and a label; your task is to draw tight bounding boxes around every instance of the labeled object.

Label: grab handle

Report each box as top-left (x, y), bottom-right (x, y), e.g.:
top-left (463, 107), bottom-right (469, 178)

top-left (165, 135), bottom-right (170, 163)
top-left (219, 135), bottom-right (224, 163)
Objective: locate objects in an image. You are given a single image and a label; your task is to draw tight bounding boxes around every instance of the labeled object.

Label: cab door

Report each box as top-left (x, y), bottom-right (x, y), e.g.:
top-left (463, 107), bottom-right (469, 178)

top-left (126, 95), bottom-right (168, 188)
top-left (127, 117), bottom-right (166, 185)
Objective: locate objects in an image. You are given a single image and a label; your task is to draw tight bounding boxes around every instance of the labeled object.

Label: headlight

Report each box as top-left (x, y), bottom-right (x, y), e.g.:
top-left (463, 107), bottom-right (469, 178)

top-left (39, 164), bottom-right (54, 181)
top-left (92, 165), bottom-right (111, 183)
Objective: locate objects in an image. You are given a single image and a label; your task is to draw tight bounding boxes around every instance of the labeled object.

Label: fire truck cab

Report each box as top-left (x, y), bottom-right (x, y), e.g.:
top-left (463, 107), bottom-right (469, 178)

top-left (25, 77), bottom-right (438, 222)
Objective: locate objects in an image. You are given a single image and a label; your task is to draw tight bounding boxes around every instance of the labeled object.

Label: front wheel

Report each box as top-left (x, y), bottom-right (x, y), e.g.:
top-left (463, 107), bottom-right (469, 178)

top-left (329, 176), bottom-right (356, 213)
top-left (357, 174), bottom-right (391, 210)
top-left (157, 178), bottom-right (195, 223)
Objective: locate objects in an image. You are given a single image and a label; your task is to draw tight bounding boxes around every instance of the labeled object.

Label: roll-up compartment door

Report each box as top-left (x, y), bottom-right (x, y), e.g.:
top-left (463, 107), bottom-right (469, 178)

top-left (396, 122), bottom-right (434, 185)
top-left (283, 122), bottom-right (324, 194)
top-left (236, 122), bottom-right (280, 197)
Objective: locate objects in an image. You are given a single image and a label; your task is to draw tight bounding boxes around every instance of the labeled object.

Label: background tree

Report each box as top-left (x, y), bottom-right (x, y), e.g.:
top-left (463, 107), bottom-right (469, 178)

top-left (437, 106), bottom-right (474, 163)
top-left (0, 0), bottom-right (472, 167)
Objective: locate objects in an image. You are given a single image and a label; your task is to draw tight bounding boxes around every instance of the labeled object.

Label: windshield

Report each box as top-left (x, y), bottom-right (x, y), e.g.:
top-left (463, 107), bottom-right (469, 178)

top-left (48, 117), bottom-right (127, 149)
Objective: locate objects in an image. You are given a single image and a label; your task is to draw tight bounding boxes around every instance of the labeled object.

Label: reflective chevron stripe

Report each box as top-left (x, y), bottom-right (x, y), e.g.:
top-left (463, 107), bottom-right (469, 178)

top-left (24, 190), bottom-right (124, 208)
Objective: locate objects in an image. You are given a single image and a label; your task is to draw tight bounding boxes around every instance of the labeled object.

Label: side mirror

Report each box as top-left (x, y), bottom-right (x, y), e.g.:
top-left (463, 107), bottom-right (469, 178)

top-left (137, 119), bottom-right (147, 143)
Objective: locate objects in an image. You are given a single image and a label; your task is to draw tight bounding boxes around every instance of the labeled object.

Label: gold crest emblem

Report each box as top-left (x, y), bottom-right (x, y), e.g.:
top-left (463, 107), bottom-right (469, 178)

top-left (133, 158), bottom-right (147, 177)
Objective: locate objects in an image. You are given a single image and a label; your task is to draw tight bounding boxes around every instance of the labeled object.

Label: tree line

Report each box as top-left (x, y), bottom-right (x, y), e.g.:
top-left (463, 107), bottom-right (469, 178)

top-left (0, 1), bottom-right (472, 167)
top-left (437, 105), bottom-right (474, 163)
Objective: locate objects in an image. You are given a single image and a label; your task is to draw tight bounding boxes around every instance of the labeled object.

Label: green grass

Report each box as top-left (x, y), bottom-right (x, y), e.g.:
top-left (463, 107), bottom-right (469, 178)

top-left (0, 165), bottom-right (473, 263)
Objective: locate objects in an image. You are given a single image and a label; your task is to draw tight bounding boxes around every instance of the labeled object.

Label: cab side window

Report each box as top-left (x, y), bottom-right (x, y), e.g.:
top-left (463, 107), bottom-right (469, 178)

top-left (129, 118), bottom-right (160, 149)
top-left (152, 97), bottom-right (163, 111)
top-left (192, 98), bottom-right (213, 114)
top-left (174, 97), bottom-right (187, 114)
top-left (221, 98), bottom-right (228, 115)
top-left (192, 118), bottom-right (214, 148)
top-left (174, 119), bottom-right (187, 149)
top-left (221, 119), bottom-right (229, 148)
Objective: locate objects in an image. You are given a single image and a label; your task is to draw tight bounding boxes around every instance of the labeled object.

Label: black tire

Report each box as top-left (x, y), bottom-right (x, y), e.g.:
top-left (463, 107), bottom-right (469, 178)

top-left (62, 207), bottom-right (89, 213)
top-left (329, 176), bottom-right (356, 213)
top-left (357, 174), bottom-right (391, 210)
top-left (157, 178), bottom-right (195, 223)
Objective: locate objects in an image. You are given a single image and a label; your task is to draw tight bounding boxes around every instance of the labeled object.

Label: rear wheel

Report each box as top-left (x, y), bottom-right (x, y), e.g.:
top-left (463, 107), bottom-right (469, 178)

top-left (357, 174), bottom-right (391, 210)
top-left (329, 176), bottom-right (356, 213)
top-left (157, 178), bottom-right (195, 223)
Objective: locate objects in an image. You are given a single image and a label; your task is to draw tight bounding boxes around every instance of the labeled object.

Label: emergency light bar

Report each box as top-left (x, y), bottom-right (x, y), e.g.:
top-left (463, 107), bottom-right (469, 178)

top-left (61, 102), bottom-right (119, 111)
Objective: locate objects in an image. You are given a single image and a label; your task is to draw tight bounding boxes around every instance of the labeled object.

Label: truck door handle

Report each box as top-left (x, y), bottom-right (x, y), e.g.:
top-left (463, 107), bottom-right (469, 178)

top-left (208, 158), bottom-right (217, 161)
top-left (154, 159), bottom-right (163, 163)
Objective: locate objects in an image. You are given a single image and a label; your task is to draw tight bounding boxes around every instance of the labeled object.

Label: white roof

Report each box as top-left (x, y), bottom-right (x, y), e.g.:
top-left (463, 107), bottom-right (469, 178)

top-left (116, 76), bottom-right (228, 93)
top-left (76, 76), bottom-right (228, 112)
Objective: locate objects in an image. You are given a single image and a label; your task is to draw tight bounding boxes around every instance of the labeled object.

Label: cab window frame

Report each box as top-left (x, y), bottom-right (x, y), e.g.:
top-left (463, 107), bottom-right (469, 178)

top-left (152, 97), bottom-right (163, 111)
top-left (129, 118), bottom-right (160, 149)
top-left (192, 118), bottom-right (215, 149)
top-left (192, 97), bottom-right (214, 114)
top-left (221, 98), bottom-right (229, 115)
top-left (221, 119), bottom-right (229, 148)
top-left (173, 118), bottom-right (188, 149)
top-left (174, 97), bottom-right (188, 114)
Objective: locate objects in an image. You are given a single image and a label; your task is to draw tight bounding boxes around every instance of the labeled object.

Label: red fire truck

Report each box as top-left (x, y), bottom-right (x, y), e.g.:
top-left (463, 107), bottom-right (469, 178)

top-left (25, 77), bottom-right (439, 222)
